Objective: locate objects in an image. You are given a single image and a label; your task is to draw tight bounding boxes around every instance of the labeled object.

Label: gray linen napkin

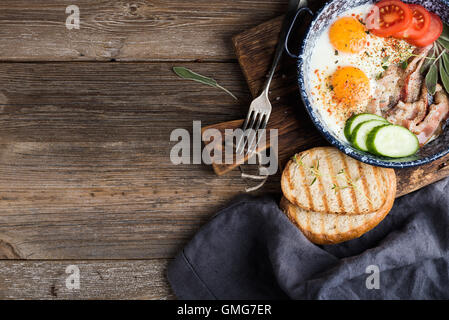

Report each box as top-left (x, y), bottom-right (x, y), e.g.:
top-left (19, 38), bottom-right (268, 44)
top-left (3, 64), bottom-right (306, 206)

top-left (168, 178), bottom-right (449, 299)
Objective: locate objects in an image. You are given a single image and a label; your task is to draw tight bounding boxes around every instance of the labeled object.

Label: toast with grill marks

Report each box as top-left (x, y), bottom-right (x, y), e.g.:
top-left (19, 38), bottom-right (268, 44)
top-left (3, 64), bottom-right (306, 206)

top-left (281, 147), bottom-right (396, 215)
top-left (280, 186), bottom-right (395, 245)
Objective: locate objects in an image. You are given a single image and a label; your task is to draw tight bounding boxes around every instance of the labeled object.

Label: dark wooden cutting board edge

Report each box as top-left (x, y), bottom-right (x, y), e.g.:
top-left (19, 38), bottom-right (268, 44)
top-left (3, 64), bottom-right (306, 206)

top-left (203, 15), bottom-right (449, 198)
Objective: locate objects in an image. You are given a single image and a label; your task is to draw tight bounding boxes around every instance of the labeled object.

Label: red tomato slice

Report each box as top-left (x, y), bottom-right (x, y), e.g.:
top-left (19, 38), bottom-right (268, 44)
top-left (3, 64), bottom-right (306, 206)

top-left (408, 13), bottom-right (443, 47)
top-left (366, 0), bottom-right (413, 37)
top-left (394, 4), bottom-right (431, 40)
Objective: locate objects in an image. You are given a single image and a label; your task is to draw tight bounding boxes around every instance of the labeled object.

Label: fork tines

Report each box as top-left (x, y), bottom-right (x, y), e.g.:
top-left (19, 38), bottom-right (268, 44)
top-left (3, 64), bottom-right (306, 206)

top-left (236, 109), bottom-right (270, 155)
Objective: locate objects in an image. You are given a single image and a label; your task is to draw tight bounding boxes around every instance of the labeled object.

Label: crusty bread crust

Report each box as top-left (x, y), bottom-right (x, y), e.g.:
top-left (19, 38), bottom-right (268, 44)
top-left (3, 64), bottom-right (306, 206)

top-left (281, 147), bottom-right (396, 215)
top-left (280, 173), bottom-right (396, 245)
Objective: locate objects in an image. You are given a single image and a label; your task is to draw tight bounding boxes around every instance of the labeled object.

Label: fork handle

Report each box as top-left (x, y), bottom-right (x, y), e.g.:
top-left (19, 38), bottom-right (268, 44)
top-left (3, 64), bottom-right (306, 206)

top-left (261, 0), bottom-right (309, 95)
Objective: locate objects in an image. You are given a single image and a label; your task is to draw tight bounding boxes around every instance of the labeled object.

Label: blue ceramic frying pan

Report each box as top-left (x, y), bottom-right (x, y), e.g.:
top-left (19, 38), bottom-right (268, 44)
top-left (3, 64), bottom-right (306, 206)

top-left (285, 0), bottom-right (449, 168)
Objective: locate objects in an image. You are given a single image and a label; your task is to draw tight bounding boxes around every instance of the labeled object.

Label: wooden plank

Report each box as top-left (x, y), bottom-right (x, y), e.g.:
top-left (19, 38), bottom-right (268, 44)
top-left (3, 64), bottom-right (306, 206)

top-left (0, 0), bottom-right (288, 62)
top-left (0, 140), bottom-right (279, 259)
top-left (0, 62), bottom-right (280, 259)
top-left (0, 259), bottom-right (174, 299)
top-left (0, 62), bottom-right (249, 141)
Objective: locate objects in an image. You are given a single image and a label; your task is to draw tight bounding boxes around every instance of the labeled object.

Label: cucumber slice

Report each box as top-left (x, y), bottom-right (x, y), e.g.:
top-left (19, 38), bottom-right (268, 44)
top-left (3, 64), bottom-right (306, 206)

top-left (352, 120), bottom-right (388, 152)
top-left (367, 125), bottom-right (419, 158)
top-left (344, 113), bottom-right (388, 141)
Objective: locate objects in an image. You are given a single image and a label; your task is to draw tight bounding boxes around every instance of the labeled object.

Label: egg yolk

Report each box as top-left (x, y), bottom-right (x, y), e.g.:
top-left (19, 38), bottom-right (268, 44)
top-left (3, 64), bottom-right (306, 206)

top-left (329, 17), bottom-right (367, 53)
top-left (331, 67), bottom-right (370, 107)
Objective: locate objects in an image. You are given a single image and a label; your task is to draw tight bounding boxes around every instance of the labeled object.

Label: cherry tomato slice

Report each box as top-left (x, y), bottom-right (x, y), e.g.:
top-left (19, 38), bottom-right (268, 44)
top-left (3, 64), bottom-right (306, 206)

top-left (394, 4), bottom-right (431, 40)
top-left (366, 0), bottom-right (413, 37)
top-left (408, 13), bottom-right (443, 47)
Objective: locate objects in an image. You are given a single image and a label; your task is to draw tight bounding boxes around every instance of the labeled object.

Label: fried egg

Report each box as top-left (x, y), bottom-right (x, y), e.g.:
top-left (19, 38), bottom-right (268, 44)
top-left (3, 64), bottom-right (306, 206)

top-left (329, 17), bottom-right (367, 53)
top-left (308, 4), bottom-right (415, 141)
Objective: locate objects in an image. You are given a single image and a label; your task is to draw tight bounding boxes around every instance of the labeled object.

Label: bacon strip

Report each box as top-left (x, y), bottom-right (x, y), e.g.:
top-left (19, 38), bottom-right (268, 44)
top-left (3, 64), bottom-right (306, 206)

top-left (367, 44), bottom-right (449, 146)
top-left (412, 85), bottom-right (449, 146)
top-left (367, 65), bottom-right (404, 115)
top-left (386, 85), bottom-right (428, 129)
top-left (401, 45), bottom-right (433, 103)
top-left (367, 46), bottom-right (432, 116)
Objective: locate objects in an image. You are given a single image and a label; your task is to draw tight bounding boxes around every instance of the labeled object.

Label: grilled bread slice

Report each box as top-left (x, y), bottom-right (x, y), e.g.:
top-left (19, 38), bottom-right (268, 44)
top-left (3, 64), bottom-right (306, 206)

top-left (280, 188), bottom-right (395, 245)
top-left (281, 147), bottom-right (396, 215)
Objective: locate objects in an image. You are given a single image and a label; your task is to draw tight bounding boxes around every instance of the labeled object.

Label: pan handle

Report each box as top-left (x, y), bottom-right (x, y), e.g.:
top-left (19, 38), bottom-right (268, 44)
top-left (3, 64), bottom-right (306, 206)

top-left (284, 7), bottom-right (313, 59)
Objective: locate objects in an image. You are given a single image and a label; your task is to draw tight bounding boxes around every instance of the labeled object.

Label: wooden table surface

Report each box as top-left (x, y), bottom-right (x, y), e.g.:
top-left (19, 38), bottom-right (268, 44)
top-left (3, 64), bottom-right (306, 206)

top-left (0, 0), bottom-right (293, 299)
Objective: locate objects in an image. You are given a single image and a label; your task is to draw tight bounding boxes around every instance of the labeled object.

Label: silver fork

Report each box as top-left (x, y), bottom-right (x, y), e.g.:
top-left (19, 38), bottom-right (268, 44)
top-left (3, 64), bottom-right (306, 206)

top-left (236, 0), bottom-right (308, 155)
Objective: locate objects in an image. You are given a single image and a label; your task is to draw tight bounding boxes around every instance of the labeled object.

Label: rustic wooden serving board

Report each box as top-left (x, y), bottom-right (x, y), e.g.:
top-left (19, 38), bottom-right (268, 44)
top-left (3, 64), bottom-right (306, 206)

top-left (203, 15), bottom-right (449, 197)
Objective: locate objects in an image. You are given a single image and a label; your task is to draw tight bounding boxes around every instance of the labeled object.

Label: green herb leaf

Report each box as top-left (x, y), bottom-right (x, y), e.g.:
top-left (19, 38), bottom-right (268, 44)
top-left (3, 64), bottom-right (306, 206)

top-left (400, 60), bottom-right (408, 70)
top-left (420, 47), bottom-right (435, 74)
top-left (310, 177), bottom-right (317, 186)
top-left (438, 38), bottom-right (449, 51)
top-left (173, 67), bottom-right (237, 100)
top-left (426, 64), bottom-right (438, 95)
top-left (173, 67), bottom-right (216, 86)
top-left (440, 23), bottom-right (449, 42)
top-left (440, 60), bottom-right (449, 94)
top-left (380, 55), bottom-right (390, 71)
top-left (443, 53), bottom-right (449, 73)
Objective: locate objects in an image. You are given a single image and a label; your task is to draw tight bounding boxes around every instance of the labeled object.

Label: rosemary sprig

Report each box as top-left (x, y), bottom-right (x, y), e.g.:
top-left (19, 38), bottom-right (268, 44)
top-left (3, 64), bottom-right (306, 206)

top-left (309, 160), bottom-right (321, 186)
top-left (292, 154), bottom-right (307, 167)
top-left (331, 169), bottom-right (357, 193)
top-left (331, 184), bottom-right (350, 192)
top-left (291, 154), bottom-right (320, 186)
top-left (331, 169), bottom-right (374, 205)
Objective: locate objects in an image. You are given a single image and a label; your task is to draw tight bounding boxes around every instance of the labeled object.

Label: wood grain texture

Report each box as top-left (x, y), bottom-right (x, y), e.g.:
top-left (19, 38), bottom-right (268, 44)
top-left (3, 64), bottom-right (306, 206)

top-left (0, 62), bottom-right (280, 260)
top-left (205, 9), bottom-right (449, 197)
top-left (0, 260), bottom-right (174, 299)
top-left (3, 0), bottom-right (446, 300)
top-left (0, 0), bottom-right (287, 62)
top-left (0, 62), bottom-right (250, 141)
top-left (0, 0), bottom-right (324, 300)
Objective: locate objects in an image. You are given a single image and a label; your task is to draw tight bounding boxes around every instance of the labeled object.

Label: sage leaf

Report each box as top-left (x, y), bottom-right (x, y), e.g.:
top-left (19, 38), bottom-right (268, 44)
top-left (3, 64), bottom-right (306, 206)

top-left (443, 53), bottom-right (449, 73)
top-left (440, 23), bottom-right (449, 42)
top-left (438, 38), bottom-right (449, 51)
top-left (426, 64), bottom-right (438, 95)
top-left (420, 47), bottom-right (435, 74)
top-left (173, 67), bottom-right (237, 100)
top-left (440, 60), bottom-right (449, 94)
